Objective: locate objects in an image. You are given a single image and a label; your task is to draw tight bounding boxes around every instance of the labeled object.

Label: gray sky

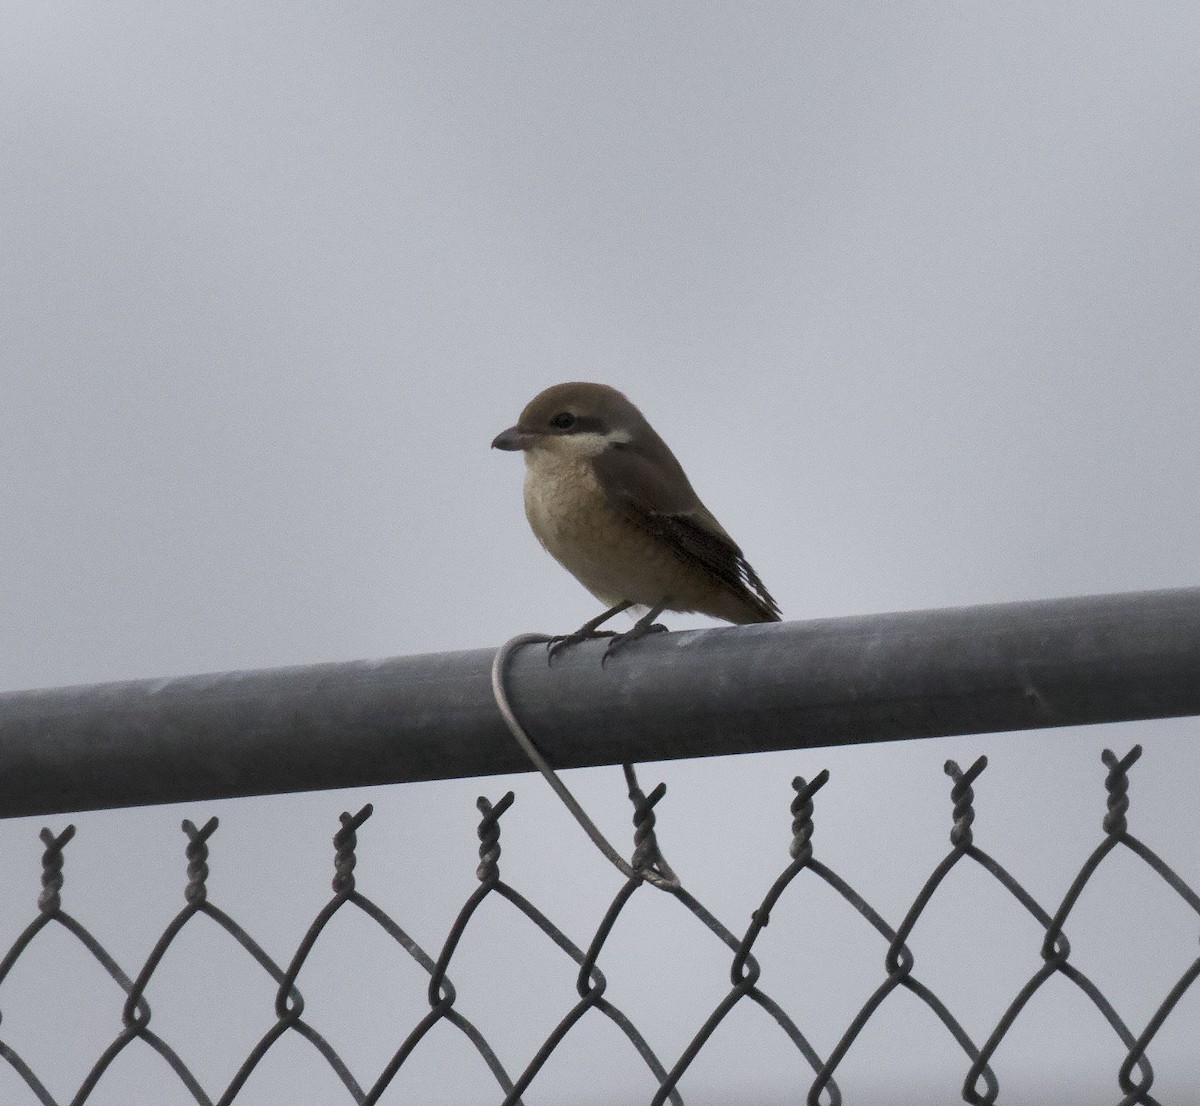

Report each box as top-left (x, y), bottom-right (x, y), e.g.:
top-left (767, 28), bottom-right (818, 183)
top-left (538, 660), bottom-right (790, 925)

top-left (2, 4), bottom-right (1199, 1104)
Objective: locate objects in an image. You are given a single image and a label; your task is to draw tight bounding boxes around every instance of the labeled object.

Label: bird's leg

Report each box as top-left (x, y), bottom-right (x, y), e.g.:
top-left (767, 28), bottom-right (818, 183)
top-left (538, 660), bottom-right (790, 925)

top-left (547, 600), bottom-right (634, 663)
top-left (601, 601), bottom-right (670, 665)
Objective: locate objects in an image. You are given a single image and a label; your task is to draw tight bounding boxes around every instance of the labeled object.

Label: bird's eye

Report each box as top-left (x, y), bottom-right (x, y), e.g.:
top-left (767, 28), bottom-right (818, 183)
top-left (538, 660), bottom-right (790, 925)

top-left (550, 411), bottom-right (576, 430)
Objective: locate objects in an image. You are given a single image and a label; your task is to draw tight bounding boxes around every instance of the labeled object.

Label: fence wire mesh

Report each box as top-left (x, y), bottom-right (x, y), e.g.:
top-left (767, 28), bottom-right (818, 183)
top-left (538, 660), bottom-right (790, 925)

top-left (0, 743), bottom-right (1197, 1106)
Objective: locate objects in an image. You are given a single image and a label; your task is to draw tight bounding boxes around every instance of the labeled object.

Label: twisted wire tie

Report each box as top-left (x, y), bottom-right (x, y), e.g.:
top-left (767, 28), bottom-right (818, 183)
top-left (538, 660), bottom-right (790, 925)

top-left (788, 770), bottom-right (829, 863)
top-left (945, 755), bottom-right (988, 849)
top-left (332, 804), bottom-right (374, 895)
top-left (752, 770), bottom-right (830, 929)
top-left (37, 825), bottom-right (76, 915)
top-left (476, 792), bottom-right (515, 884)
top-left (628, 779), bottom-right (668, 873)
top-left (181, 817), bottom-right (219, 904)
top-left (1102, 745), bottom-right (1141, 837)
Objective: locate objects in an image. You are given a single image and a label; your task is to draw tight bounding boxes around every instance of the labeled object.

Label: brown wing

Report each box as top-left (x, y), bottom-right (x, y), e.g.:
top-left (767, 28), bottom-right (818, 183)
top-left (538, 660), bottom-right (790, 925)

top-left (592, 444), bottom-right (781, 622)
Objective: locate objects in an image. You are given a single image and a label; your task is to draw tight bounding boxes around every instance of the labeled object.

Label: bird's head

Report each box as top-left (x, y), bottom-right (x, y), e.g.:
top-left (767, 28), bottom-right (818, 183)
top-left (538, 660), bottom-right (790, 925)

top-left (491, 382), bottom-right (643, 458)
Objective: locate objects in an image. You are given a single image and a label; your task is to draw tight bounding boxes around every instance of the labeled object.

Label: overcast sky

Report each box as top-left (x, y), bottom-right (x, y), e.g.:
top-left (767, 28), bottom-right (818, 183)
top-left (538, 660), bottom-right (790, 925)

top-left (2, 4), bottom-right (1199, 1104)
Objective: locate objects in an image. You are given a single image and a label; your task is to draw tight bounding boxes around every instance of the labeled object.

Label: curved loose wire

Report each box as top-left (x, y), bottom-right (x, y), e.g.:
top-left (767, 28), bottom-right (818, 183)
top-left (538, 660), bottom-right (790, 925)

top-left (490, 634), bottom-right (680, 892)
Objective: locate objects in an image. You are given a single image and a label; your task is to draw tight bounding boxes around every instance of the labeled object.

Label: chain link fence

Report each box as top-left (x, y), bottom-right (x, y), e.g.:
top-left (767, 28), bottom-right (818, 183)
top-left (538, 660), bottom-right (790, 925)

top-left (1, 742), bottom-right (1197, 1105)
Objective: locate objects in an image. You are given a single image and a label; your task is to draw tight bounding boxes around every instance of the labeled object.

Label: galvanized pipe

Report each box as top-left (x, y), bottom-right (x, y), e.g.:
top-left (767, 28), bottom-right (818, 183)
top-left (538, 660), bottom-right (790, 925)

top-left (1, 587), bottom-right (1198, 818)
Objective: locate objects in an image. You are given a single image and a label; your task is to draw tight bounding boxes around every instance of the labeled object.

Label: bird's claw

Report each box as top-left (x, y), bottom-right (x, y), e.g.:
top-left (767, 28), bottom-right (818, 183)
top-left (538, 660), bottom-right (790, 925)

top-left (600, 622), bottom-right (668, 666)
top-left (546, 630), bottom-right (619, 665)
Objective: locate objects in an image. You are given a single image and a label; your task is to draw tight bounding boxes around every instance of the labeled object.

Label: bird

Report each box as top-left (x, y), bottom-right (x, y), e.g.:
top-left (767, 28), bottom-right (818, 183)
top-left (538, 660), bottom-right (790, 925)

top-left (491, 382), bottom-right (780, 661)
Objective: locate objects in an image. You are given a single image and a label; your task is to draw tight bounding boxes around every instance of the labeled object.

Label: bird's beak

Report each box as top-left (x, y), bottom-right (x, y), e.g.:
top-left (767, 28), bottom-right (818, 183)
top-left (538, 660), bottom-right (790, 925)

top-left (491, 425), bottom-right (537, 451)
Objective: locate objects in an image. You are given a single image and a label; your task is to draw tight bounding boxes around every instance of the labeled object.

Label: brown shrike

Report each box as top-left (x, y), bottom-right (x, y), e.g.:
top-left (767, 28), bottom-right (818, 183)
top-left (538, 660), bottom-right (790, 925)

top-left (492, 382), bottom-right (780, 660)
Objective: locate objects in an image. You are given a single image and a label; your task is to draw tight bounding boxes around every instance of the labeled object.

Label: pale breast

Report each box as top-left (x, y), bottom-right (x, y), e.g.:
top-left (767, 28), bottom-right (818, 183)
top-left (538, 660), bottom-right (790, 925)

top-left (523, 451), bottom-right (626, 600)
top-left (521, 448), bottom-right (728, 612)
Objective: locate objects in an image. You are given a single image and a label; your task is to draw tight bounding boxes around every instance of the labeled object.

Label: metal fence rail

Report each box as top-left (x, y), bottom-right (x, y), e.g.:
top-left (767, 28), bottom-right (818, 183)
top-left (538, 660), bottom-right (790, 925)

top-left (1, 746), bottom-right (1196, 1105)
top-left (1, 586), bottom-right (1199, 818)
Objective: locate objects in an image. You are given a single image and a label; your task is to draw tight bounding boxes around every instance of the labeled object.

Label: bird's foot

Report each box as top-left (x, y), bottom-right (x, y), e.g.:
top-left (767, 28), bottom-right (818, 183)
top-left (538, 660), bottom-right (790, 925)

top-left (601, 622), bottom-right (668, 666)
top-left (546, 629), bottom-right (619, 665)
